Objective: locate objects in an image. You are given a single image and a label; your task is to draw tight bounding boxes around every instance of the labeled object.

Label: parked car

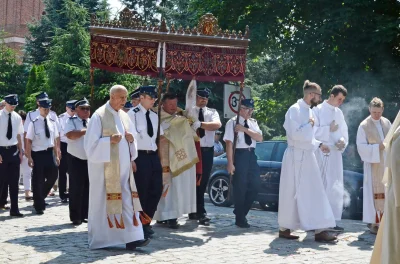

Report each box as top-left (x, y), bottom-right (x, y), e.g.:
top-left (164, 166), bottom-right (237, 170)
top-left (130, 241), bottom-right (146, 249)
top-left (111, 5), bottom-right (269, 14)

top-left (208, 140), bottom-right (364, 220)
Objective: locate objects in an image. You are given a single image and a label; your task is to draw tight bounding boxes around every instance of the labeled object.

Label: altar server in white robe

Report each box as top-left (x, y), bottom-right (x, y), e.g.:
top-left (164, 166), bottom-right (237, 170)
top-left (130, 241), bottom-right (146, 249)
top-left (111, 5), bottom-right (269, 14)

top-left (278, 80), bottom-right (337, 243)
top-left (84, 85), bottom-right (149, 250)
top-left (356, 97), bottom-right (391, 234)
top-left (154, 92), bottom-right (198, 228)
top-left (313, 85), bottom-right (349, 230)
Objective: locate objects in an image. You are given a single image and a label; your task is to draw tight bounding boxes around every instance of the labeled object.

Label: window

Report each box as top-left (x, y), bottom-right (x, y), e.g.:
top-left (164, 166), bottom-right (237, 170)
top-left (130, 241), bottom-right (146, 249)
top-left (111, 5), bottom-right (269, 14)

top-left (255, 142), bottom-right (274, 161)
top-left (273, 142), bottom-right (288, 162)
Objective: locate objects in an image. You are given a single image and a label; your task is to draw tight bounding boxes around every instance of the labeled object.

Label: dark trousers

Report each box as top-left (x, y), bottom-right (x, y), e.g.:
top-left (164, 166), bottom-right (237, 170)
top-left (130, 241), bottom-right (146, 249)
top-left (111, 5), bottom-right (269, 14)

top-left (232, 149), bottom-right (260, 223)
top-left (31, 149), bottom-right (58, 211)
top-left (67, 154), bottom-right (89, 222)
top-left (134, 151), bottom-right (162, 224)
top-left (196, 146), bottom-right (214, 215)
top-left (58, 142), bottom-right (68, 199)
top-left (0, 146), bottom-right (20, 213)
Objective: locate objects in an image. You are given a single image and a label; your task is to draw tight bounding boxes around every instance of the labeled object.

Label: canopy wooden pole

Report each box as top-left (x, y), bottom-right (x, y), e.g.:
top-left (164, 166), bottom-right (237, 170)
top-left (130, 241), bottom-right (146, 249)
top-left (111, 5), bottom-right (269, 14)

top-left (228, 81), bottom-right (245, 200)
top-left (90, 68), bottom-right (94, 106)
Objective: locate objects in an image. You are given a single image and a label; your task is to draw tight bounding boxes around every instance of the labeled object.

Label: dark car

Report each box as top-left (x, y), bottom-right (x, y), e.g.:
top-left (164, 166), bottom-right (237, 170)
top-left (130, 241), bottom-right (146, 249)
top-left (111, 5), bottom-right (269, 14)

top-left (208, 140), bottom-right (364, 220)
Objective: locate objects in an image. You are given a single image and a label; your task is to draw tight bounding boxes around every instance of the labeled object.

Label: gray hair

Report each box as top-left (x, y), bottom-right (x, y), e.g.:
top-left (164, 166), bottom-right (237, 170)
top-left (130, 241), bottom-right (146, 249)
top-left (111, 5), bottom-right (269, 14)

top-left (109, 85), bottom-right (128, 95)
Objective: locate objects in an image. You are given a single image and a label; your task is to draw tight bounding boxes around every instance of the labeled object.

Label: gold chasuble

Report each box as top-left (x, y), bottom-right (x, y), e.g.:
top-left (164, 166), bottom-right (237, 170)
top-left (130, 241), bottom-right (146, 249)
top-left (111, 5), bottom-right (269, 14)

top-left (160, 109), bottom-right (199, 196)
top-left (97, 105), bottom-right (145, 228)
top-left (361, 116), bottom-right (391, 222)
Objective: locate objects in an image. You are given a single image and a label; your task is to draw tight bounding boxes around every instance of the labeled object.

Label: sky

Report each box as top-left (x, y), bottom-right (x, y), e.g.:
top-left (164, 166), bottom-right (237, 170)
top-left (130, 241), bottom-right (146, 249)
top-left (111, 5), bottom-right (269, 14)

top-left (107, 0), bottom-right (125, 14)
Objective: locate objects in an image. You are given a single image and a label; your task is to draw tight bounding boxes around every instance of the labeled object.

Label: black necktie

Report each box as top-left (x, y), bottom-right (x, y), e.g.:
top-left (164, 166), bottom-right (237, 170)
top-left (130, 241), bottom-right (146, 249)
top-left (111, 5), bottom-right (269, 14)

top-left (198, 108), bottom-right (205, 138)
top-left (146, 110), bottom-right (154, 137)
top-left (6, 113), bottom-right (12, 140)
top-left (44, 118), bottom-right (50, 138)
top-left (82, 119), bottom-right (87, 128)
top-left (244, 120), bottom-right (252, 146)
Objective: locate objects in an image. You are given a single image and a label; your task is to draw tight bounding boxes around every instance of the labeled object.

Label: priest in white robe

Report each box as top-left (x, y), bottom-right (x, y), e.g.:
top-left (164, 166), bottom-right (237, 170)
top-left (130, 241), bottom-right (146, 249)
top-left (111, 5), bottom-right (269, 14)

top-left (84, 85), bottom-right (149, 250)
top-left (278, 80), bottom-right (337, 243)
top-left (153, 93), bottom-right (198, 228)
top-left (370, 111), bottom-right (400, 264)
top-left (356, 97), bottom-right (391, 234)
top-left (313, 85), bottom-right (349, 229)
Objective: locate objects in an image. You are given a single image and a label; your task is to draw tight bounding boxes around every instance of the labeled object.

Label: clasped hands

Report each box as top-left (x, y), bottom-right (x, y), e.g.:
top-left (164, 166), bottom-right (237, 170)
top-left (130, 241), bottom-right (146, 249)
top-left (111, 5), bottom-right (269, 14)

top-left (335, 139), bottom-right (346, 151)
top-left (111, 131), bottom-right (135, 144)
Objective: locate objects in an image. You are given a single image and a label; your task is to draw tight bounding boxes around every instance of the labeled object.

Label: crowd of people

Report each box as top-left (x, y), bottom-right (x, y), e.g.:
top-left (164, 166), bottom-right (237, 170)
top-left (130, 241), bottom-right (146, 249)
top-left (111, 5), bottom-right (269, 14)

top-left (0, 80), bottom-right (398, 263)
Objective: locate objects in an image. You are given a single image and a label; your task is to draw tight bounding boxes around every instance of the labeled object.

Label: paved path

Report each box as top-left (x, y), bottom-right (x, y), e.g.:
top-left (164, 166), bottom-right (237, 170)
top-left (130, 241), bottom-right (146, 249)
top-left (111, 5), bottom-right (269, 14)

top-left (0, 192), bottom-right (375, 264)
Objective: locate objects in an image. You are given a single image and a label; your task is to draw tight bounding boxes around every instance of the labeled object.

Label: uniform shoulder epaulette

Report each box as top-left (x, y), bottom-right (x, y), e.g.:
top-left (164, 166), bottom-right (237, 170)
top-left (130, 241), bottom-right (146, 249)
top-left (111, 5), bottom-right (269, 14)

top-left (32, 116), bottom-right (40, 122)
top-left (59, 113), bottom-right (65, 118)
top-left (150, 109), bottom-right (157, 114)
top-left (133, 107), bottom-right (140, 113)
top-left (250, 118), bottom-right (257, 123)
top-left (231, 116), bottom-right (237, 121)
top-left (69, 116), bottom-right (78, 119)
top-left (49, 117), bottom-right (56, 122)
top-left (28, 110), bottom-right (35, 113)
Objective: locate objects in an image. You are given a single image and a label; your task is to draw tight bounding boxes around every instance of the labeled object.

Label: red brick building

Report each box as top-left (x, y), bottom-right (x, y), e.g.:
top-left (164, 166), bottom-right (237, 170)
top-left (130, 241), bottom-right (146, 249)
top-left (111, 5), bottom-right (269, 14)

top-left (0, 0), bottom-right (44, 52)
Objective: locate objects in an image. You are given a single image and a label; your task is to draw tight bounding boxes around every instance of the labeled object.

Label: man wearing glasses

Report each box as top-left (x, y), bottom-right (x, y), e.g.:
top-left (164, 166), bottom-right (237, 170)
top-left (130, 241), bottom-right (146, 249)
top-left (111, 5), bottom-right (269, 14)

top-left (58, 100), bottom-right (77, 203)
top-left (224, 99), bottom-right (263, 228)
top-left (278, 80), bottom-right (337, 243)
top-left (65, 98), bottom-right (91, 225)
top-left (128, 85), bottom-right (163, 239)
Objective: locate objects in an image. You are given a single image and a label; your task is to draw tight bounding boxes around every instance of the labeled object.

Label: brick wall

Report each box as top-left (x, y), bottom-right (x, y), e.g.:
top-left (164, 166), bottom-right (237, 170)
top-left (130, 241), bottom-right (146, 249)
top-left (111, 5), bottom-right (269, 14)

top-left (0, 0), bottom-right (44, 49)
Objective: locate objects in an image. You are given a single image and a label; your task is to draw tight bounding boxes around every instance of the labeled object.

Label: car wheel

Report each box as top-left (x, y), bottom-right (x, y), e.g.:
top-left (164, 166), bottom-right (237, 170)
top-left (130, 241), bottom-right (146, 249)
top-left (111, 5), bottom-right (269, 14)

top-left (208, 175), bottom-right (233, 207)
top-left (258, 201), bottom-right (278, 212)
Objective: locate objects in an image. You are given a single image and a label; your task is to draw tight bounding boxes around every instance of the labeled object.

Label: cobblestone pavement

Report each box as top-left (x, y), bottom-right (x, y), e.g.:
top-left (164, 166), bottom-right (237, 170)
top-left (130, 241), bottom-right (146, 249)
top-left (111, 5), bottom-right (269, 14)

top-left (0, 191), bottom-right (375, 264)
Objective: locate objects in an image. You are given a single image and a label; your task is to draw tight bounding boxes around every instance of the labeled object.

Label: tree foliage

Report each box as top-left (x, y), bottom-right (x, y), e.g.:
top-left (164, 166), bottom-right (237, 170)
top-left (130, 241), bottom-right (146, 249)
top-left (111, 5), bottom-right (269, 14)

top-left (25, 65), bottom-right (49, 111)
top-left (0, 31), bottom-right (27, 106)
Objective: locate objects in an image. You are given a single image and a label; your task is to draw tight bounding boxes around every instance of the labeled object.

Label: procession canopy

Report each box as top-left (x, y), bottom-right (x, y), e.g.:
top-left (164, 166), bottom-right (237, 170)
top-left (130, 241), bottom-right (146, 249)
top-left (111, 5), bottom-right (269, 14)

top-left (89, 8), bottom-right (250, 82)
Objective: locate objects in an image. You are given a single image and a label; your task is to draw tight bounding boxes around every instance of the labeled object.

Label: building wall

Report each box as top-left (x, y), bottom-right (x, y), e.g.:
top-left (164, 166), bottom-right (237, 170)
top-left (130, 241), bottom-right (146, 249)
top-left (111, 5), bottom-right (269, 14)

top-left (0, 0), bottom-right (44, 48)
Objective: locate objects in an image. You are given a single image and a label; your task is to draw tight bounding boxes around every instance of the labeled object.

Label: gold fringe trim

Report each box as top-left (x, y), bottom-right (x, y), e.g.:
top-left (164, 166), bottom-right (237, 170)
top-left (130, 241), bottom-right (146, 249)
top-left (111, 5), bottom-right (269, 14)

top-left (140, 211), bottom-right (152, 225)
top-left (133, 214), bottom-right (139, 226)
top-left (107, 215), bottom-right (114, 228)
top-left (162, 185), bottom-right (169, 198)
top-left (171, 157), bottom-right (199, 177)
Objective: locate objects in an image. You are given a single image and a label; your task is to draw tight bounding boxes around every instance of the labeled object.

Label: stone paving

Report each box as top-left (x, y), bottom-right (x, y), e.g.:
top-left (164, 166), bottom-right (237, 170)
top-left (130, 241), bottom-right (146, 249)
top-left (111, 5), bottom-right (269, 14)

top-left (0, 191), bottom-right (375, 264)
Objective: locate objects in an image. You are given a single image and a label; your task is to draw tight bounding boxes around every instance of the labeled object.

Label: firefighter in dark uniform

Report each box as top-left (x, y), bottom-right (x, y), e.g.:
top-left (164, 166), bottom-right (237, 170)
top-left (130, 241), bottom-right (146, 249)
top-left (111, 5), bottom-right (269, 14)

top-left (65, 98), bottom-right (90, 225)
top-left (188, 88), bottom-right (222, 225)
top-left (0, 94), bottom-right (24, 217)
top-left (58, 100), bottom-right (77, 203)
top-left (25, 98), bottom-right (60, 215)
top-left (127, 86), bottom-right (163, 239)
top-left (224, 99), bottom-right (263, 228)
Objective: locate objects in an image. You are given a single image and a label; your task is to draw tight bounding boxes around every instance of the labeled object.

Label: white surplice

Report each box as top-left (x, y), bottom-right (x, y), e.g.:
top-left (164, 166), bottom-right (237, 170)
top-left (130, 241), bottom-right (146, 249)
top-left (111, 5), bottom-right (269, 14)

top-left (153, 166), bottom-right (197, 221)
top-left (356, 117), bottom-right (391, 224)
top-left (313, 101), bottom-right (349, 220)
top-left (84, 102), bottom-right (144, 249)
top-left (278, 99), bottom-right (336, 231)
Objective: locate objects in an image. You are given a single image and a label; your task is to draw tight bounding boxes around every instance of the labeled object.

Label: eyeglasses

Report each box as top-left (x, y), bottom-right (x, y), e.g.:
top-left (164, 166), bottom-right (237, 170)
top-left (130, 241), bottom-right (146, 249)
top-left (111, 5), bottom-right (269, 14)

top-left (79, 107), bottom-right (90, 111)
top-left (240, 106), bottom-right (254, 111)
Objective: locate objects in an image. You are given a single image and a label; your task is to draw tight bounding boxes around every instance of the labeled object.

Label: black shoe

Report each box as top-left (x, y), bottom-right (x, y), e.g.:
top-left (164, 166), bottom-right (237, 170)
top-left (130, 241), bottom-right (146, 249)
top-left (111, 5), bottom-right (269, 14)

top-left (156, 220), bottom-right (167, 224)
top-left (82, 219), bottom-right (88, 223)
top-left (199, 214), bottom-right (211, 222)
top-left (126, 238), bottom-right (151, 250)
top-left (235, 221), bottom-right (250, 228)
top-left (35, 210), bottom-right (44, 215)
top-left (44, 202), bottom-right (49, 206)
top-left (333, 225), bottom-right (344, 232)
top-left (143, 225), bottom-right (154, 238)
top-left (61, 199), bottom-right (68, 204)
top-left (188, 213), bottom-right (199, 220)
top-left (10, 212), bottom-right (24, 217)
top-left (72, 220), bottom-right (82, 225)
top-left (167, 219), bottom-right (180, 229)
top-left (199, 216), bottom-right (210, 226)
